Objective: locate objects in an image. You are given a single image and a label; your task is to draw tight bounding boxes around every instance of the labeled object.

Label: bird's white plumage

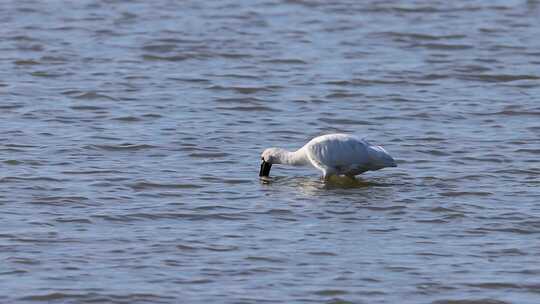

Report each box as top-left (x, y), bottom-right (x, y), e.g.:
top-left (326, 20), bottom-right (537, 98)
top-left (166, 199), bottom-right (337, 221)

top-left (261, 133), bottom-right (396, 179)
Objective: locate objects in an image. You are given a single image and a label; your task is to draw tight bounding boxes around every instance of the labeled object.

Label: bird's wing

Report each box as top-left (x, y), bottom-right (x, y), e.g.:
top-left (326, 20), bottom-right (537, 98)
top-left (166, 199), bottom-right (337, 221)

top-left (305, 136), bottom-right (370, 170)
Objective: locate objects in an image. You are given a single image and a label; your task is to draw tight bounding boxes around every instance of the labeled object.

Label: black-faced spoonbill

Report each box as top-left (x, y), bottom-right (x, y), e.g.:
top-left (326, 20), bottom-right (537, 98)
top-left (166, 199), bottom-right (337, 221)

top-left (259, 133), bottom-right (396, 180)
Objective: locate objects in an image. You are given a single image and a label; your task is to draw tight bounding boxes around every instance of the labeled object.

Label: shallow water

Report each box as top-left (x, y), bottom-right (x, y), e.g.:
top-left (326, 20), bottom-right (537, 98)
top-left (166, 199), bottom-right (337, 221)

top-left (2, 0), bottom-right (540, 303)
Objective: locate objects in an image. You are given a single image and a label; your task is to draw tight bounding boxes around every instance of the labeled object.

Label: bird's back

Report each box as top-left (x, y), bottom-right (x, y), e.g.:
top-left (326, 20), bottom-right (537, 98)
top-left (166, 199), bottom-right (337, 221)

top-left (304, 134), bottom-right (371, 169)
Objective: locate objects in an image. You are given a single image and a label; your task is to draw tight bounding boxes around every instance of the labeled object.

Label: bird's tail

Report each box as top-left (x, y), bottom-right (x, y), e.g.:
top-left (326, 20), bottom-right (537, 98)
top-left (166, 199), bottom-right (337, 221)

top-left (368, 145), bottom-right (397, 168)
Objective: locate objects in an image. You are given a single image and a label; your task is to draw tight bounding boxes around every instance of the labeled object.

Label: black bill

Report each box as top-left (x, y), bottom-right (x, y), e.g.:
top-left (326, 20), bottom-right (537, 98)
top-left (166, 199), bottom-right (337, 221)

top-left (259, 160), bottom-right (272, 177)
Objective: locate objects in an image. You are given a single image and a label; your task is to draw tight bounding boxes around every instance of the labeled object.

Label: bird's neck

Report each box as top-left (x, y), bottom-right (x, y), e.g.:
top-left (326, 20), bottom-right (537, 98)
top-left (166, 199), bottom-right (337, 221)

top-left (277, 148), bottom-right (309, 166)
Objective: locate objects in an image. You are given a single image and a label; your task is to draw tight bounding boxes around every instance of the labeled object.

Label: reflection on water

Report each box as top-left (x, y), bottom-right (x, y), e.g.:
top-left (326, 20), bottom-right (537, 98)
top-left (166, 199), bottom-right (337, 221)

top-left (1, 0), bottom-right (540, 303)
top-left (295, 175), bottom-right (388, 193)
top-left (263, 172), bottom-right (403, 195)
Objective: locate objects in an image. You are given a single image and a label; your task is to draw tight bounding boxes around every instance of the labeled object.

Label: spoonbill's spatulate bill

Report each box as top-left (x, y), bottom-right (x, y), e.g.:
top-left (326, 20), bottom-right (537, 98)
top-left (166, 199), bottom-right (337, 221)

top-left (259, 133), bottom-right (396, 180)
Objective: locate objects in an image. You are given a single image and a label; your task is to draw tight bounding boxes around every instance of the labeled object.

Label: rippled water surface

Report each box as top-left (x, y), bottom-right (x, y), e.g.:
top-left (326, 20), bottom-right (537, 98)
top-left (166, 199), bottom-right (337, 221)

top-left (2, 0), bottom-right (540, 303)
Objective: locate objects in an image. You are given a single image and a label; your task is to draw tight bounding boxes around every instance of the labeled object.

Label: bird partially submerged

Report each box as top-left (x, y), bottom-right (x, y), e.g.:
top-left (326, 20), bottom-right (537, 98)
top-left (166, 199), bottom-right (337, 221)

top-left (260, 133), bottom-right (396, 180)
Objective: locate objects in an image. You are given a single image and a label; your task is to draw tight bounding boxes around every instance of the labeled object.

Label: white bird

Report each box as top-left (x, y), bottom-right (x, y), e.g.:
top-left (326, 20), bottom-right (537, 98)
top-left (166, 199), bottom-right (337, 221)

top-left (259, 133), bottom-right (396, 180)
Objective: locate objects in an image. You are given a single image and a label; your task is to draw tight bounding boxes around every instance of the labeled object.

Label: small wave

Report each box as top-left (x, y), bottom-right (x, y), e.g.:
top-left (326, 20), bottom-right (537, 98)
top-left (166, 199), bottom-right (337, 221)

top-left (261, 58), bottom-right (307, 64)
top-left (73, 92), bottom-right (117, 101)
top-left (374, 31), bottom-right (466, 41)
top-left (31, 71), bottom-right (64, 78)
top-left (409, 136), bottom-right (446, 142)
top-left (415, 252), bottom-right (454, 257)
top-left (213, 73), bottom-right (261, 80)
top-left (7, 257), bottom-right (41, 265)
top-left (473, 227), bottom-right (539, 235)
top-left (230, 86), bottom-right (272, 94)
top-left (176, 244), bottom-right (198, 251)
top-left (84, 143), bottom-right (155, 151)
top-left (325, 92), bottom-right (365, 99)
top-left (111, 116), bottom-right (142, 122)
top-left (361, 205), bottom-right (407, 211)
top-left (482, 248), bottom-right (526, 256)
top-left (461, 74), bottom-right (540, 83)
top-left (413, 43), bottom-right (473, 50)
top-left (432, 298), bottom-right (510, 304)
top-left (173, 278), bottom-right (213, 284)
top-left (477, 110), bottom-right (540, 117)
top-left (70, 105), bottom-right (107, 111)
top-left (142, 113), bottom-right (162, 118)
top-left (200, 177), bottom-right (251, 184)
top-left (415, 219), bottom-right (448, 224)
top-left (142, 54), bottom-right (191, 61)
top-left (308, 251), bottom-right (337, 256)
top-left (325, 78), bottom-right (410, 86)
top-left (319, 117), bottom-right (374, 125)
top-left (20, 293), bottom-right (80, 301)
top-left (214, 97), bottom-right (264, 104)
top-left (188, 152), bottom-right (230, 158)
top-left (8, 34), bottom-right (35, 42)
top-left (141, 43), bottom-right (177, 52)
top-left (0, 176), bottom-right (64, 183)
top-left (40, 55), bottom-right (68, 62)
top-left (203, 245), bottom-right (239, 252)
top-left (168, 77), bottom-right (210, 83)
top-left (3, 160), bottom-right (22, 165)
top-left (92, 212), bottom-right (245, 222)
top-left (515, 149), bottom-right (540, 155)
top-left (14, 237), bottom-right (80, 243)
top-left (418, 149), bottom-right (451, 156)
top-left (55, 217), bottom-right (93, 224)
top-left (14, 59), bottom-right (40, 65)
top-left (19, 293), bottom-right (175, 302)
top-left (130, 181), bottom-right (204, 190)
top-left (313, 289), bottom-right (348, 296)
top-left (217, 52), bottom-right (253, 59)
top-left (429, 207), bottom-right (461, 213)
top-left (215, 105), bottom-right (280, 112)
top-left (493, 168), bottom-right (539, 175)
top-left (465, 282), bottom-right (540, 292)
top-left (367, 5), bottom-right (486, 14)
top-left (420, 73), bottom-right (451, 80)
top-left (18, 43), bottom-right (44, 52)
top-left (207, 85), bottom-right (272, 94)
top-left (0, 148), bottom-right (26, 153)
top-left (5, 143), bottom-right (37, 148)
top-left (30, 196), bottom-right (89, 205)
top-left (245, 256), bottom-right (287, 263)
top-left (0, 270), bottom-right (27, 275)
top-left (0, 103), bottom-right (24, 109)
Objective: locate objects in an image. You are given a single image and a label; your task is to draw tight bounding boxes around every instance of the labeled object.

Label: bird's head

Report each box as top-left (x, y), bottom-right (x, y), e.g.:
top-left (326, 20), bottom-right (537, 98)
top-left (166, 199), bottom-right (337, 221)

top-left (259, 148), bottom-right (287, 177)
top-left (260, 148), bottom-right (285, 164)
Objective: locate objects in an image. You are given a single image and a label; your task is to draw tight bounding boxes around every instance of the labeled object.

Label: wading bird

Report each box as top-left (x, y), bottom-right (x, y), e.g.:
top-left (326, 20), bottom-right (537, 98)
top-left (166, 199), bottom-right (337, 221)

top-left (260, 134), bottom-right (396, 180)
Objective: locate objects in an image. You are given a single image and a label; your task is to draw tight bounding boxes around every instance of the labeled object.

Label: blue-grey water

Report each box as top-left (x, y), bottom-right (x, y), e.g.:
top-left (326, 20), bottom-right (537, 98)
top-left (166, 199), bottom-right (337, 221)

top-left (2, 0), bottom-right (540, 303)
